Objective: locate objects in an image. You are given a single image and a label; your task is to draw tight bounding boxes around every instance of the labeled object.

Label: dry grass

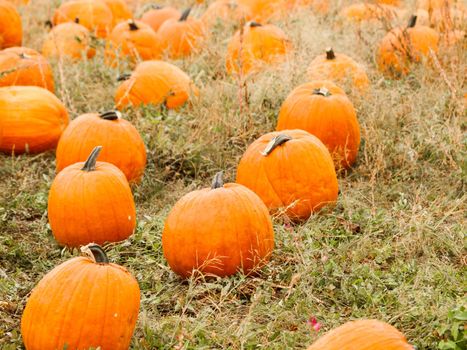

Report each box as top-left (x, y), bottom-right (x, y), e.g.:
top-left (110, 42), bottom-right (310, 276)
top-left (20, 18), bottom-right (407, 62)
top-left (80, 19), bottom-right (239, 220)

top-left (1, 0), bottom-right (466, 349)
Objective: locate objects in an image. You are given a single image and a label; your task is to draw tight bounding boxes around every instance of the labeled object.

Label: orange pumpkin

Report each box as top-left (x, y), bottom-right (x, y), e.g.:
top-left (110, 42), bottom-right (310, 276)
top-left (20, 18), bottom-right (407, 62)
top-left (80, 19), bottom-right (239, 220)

top-left (56, 110), bottom-right (146, 183)
top-left (236, 130), bottom-right (338, 220)
top-left (226, 22), bottom-right (292, 76)
top-left (42, 21), bottom-right (96, 60)
top-left (284, 0), bottom-right (329, 14)
top-left (307, 319), bottom-right (414, 350)
top-left (0, 0), bottom-right (22, 49)
top-left (105, 20), bottom-right (162, 66)
top-left (115, 60), bottom-right (199, 110)
top-left (201, 0), bottom-right (250, 26)
top-left (163, 171), bottom-right (274, 278)
top-left (48, 146), bottom-right (136, 247)
top-left (157, 8), bottom-right (206, 58)
top-left (21, 244), bottom-right (140, 350)
top-left (339, 3), bottom-right (400, 23)
top-left (376, 15), bottom-right (439, 77)
top-left (4, 0), bottom-right (30, 5)
top-left (237, 0), bottom-right (285, 22)
top-left (140, 5), bottom-right (181, 32)
top-left (277, 81), bottom-right (360, 169)
top-left (100, 0), bottom-right (132, 26)
top-left (307, 48), bottom-right (370, 93)
top-left (53, 0), bottom-right (114, 38)
top-left (0, 86), bottom-right (68, 154)
top-left (0, 47), bottom-right (55, 92)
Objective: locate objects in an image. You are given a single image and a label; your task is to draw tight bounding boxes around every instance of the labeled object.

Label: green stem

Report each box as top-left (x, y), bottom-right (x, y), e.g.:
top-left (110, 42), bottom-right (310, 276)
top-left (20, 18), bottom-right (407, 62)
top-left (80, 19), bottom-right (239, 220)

top-left (99, 111), bottom-right (121, 120)
top-left (81, 146), bottom-right (102, 172)
top-left (88, 244), bottom-right (109, 264)
top-left (261, 134), bottom-right (292, 156)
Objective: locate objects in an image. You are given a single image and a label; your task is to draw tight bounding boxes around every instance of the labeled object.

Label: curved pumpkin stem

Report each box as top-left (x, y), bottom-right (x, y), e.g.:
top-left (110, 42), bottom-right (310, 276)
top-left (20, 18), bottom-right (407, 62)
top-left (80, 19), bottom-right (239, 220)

top-left (313, 87), bottom-right (331, 97)
top-left (211, 171), bottom-right (224, 189)
top-left (81, 146), bottom-right (102, 172)
top-left (179, 8), bottom-right (191, 21)
top-left (99, 110), bottom-right (121, 120)
top-left (325, 47), bottom-right (336, 60)
top-left (117, 73), bottom-right (131, 81)
top-left (128, 20), bottom-right (139, 31)
top-left (407, 15), bottom-right (417, 28)
top-left (261, 134), bottom-right (292, 156)
top-left (249, 21), bottom-right (262, 27)
top-left (81, 244), bottom-right (109, 264)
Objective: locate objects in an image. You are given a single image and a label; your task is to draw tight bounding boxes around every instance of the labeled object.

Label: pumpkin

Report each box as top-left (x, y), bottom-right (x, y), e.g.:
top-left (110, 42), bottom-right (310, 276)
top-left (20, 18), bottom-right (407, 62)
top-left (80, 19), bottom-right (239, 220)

top-left (226, 22), bottom-right (292, 76)
top-left (140, 5), bottom-right (181, 32)
top-left (376, 15), bottom-right (439, 77)
top-left (307, 319), bottom-right (414, 350)
top-left (53, 0), bottom-right (114, 38)
top-left (163, 171), bottom-right (274, 278)
top-left (237, 0), bottom-right (286, 22)
top-left (0, 47), bottom-right (55, 92)
top-left (339, 3), bottom-right (400, 23)
top-left (48, 146), bottom-right (136, 247)
top-left (157, 8), bottom-right (206, 59)
top-left (201, 0), bottom-right (250, 26)
top-left (105, 20), bottom-right (162, 66)
top-left (42, 21), bottom-right (96, 60)
top-left (284, 0), bottom-right (329, 14)
top-left (5, 0), bottom-right (29, 5)
top-left (21, 244), bottom-right (140, 350)
top-left (100, 0), bottom-right (132, 26)
top-left (307, 48), bottom-right (370, 93)
top-left (56, 110), bottom-right (146, 183)
top-left (0, 86), bottom-right (68, 154)
top-left (0, 0), bottom-right (22, 49)
top-left (277, 81), bottom-right (360, 169)
top-left (236, 130), bottom-right (338, 220)
top-left (115, 60), bottom-right (198, 110)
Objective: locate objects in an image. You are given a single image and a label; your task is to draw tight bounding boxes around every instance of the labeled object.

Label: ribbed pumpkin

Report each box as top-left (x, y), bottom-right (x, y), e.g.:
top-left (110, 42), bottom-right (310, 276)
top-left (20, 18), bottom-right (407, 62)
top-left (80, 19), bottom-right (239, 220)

top-left (339, 3), bottom-right (400, 23)
top-left (163, 172), bottom-right (274, 278)
top-left (53, 0), bottom-right (113, 38)
top-left (56, 110), bottom-right (146, 183)
top-left (201, 0), bottom-right (250, 26)
top-left (105, 20), bottom-right (162, 66)
top-left (48, 146), bottom-right (136, 247)
top-left (277, 81), bottom-right (360, 169)
top-left (42, 21), bottom-right (96, 60)
top-left (0, 86), bottom-right (68, 154)
top-left (100, 0), bottom-right (132, 26)
top-left (0, 47), bottom-right (54, 92)
top-left (0, 0), bottom-right (22, 49)
top-left (140, 5), bottom-right (181, 32)
top-left (5, 0), bottom-right (30, 5)
top-left (157, 8), bottom-right (206, 59)
top-left (307, 48), bottom-right (370, 93)
top-left (237, 0), bottom-right (285, 22)
top-left (226, 22), bottom-right (292, 76)
top-left (307, 319), bottom-right (414, 350)
top-left (115, 60), bottom-right (198, 110)
top-left (236, 130), bottom-right (338, 220)
top-left (376, 15), bottom-right (439, 77)
top-left (21, 244), bottom-right (140, 350)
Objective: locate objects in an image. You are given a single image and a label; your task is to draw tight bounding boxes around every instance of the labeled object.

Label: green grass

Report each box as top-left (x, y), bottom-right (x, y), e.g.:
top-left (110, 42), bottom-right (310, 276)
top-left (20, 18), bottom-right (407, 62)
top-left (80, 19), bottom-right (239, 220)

top-left (1, 0), bottom-right (466, 349)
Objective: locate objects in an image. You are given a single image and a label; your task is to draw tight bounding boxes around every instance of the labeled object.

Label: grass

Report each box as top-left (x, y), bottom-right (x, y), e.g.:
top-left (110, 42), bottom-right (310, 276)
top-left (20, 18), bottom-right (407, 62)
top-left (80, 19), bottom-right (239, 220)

top-left (0, 0), bottom-right (466, 349)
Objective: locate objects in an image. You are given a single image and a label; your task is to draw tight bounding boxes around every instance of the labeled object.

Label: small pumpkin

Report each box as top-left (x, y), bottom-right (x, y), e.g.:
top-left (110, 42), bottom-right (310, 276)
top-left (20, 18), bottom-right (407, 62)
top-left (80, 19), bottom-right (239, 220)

top-left (163, 171), bottom-right (274, 278)
top-left (236, 130), bottom-right (338, 220)
top-left (283, 0), bottom-right (329, 14)
top-left (307, 47), bottom-right (370, 93)
top-left (0, 47), bottom-right (55, 92)
top-left (277, 81), bottom-right (360, 169)
top-left (376, 15), bottom-right (439, 77)
top-left (237, 0), bottom-right (285, 22)
top-left (0, 86), bottom-right (68, 154)
top-left (42, 21), bottom-right (96, 60)
top-left (0, 0), bottom-right (22, 49)
top-left (48, 146), bottom-right (136, 247)
top-left (105, 20), bottom-right (162, 66)
top-left (201, 0), bottom-right (250, 26)
top-left (53, 0), bottom-right (114, 38)
top-left (115, 60), bottom-right (198, 110)
top-left (307, 319), bottom-right (414, 350)
top-left (100, 0), bottom-right (132, 27)
top-left (226, 21), bottom-right (292, 76)
top-left (140, 5), bottom-right (181, 32)
top-left (56, 110), bottom-right (146, 183)
top-left (157, 8), bottom-right (206, 59)
top-left (21, 244), bottom-right (140, 350)
top-left (339, 3), bottom-right (400, 23)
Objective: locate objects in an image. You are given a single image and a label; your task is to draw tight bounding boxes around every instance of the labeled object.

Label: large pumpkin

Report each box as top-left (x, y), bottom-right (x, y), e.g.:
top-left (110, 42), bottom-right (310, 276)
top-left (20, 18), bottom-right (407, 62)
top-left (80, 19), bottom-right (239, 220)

top-left (277, 81), bottom-right (360, 169)
top-left (0, 86), bottom-right (68, 154)
top-left (307, 319), bottom-right (414, 350)
top-left (237, 0), bottom-right (285, 22)
top-left (163, 172), bottom-right (274, 278)
top-left (236, 130), bottom-right (338, 220)
top-left (226, 22), bottom-right (292, 76)
top-left (115, 60), bottom-right (198, 109)
top-left (0, 0), bottom-right (22, 49)
top-left (201, 0), bottom-right (250, 26)
top-left (0, 47), bottom-right (54, 92)
top-left (21, 244), bottom-right (140, 350)
top-left (99, 0), bottom-right (132, 26)
top-left (140, 5), bottom-right (181, 32)
top-left (56, 110), bottom-right (147, 183)
top-left (48, 146), bottom-right (136, 247)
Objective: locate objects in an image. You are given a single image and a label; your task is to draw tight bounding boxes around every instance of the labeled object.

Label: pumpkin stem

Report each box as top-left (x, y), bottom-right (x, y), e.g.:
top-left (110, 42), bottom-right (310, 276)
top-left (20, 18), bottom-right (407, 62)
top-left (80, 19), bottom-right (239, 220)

top-left (117, 73), bottom-right (131, 81)
top-left (82, 244), bottom-right (109, 264)
top-left (211, 171), bottom-right (224, 189)
top-left (313, 87), bottom-right (331, 97)
top-left (128, 20), bottom-right (139, 31)
top-left (261, 134), bottom-right (292, 156)
top-left (249, 21), bottom-right (262, 27)
top-left (407, 15), bottom-right (417, 28)
top-left (99, 110), bottom-right (121, 120)
top-left (74, 17), bottom-right (80, 24)
top-left (179, 8), bottom-right (191, 21)
top-left (81, 146), bottom-right (102, 172)
top-left (45, 20), bottom-right (53, 28)
top-left (325, 47), bottom-right (336, 60)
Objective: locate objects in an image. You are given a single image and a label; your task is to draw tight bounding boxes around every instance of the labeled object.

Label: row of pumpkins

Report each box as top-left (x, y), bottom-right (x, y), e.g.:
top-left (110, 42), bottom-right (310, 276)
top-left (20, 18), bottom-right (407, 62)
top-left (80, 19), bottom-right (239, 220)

top-left (1, 0), bottom-right (462, 349)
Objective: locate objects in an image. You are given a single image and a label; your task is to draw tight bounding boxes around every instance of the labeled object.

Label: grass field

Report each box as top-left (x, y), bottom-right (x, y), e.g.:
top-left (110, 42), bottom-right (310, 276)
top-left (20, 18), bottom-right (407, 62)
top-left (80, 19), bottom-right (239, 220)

top-left (0, 0), bottom-right (466, 349)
